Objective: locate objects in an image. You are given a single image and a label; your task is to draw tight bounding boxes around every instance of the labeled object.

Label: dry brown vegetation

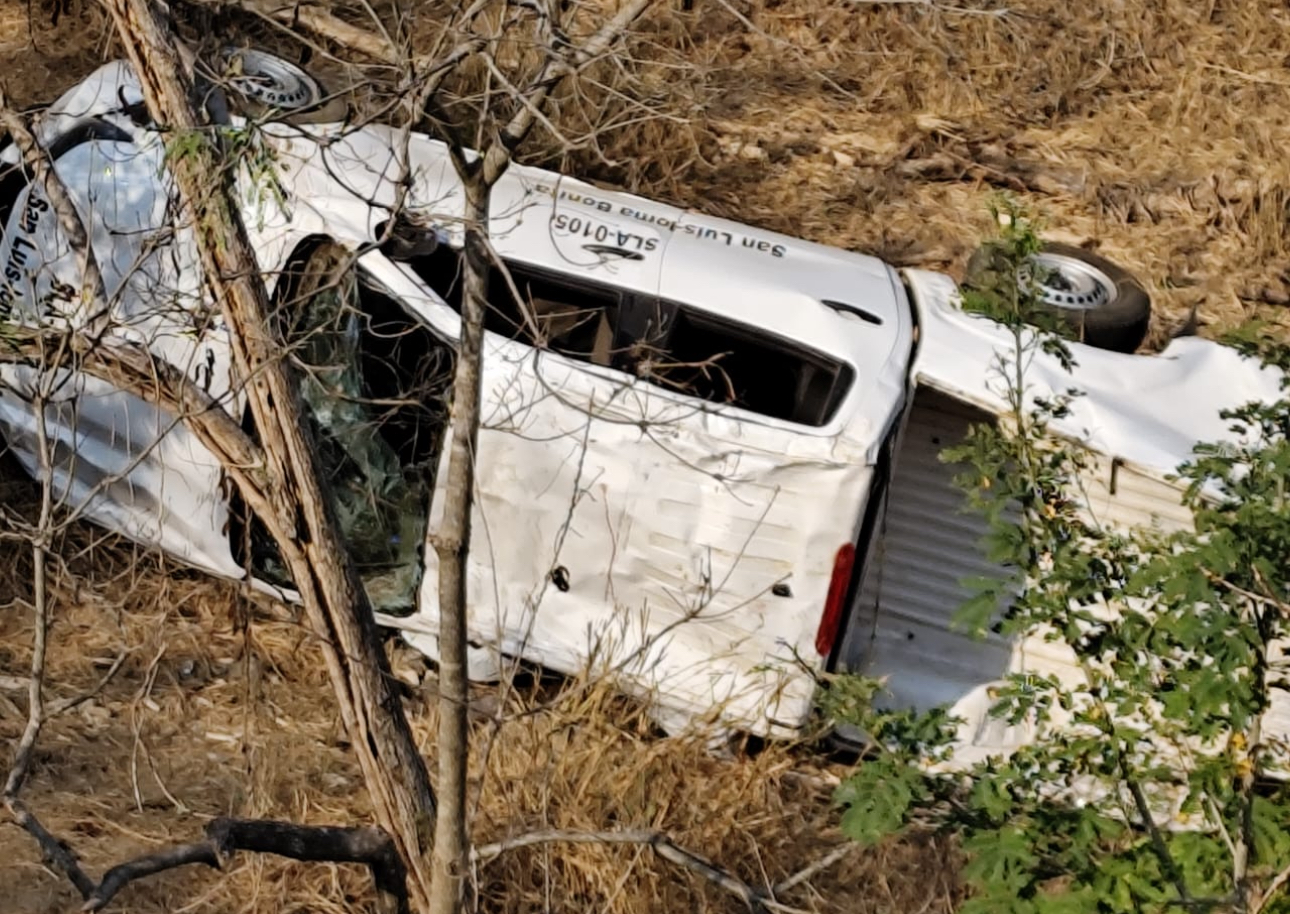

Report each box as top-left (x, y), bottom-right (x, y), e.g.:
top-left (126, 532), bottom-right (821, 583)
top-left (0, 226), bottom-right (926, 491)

top-left (3, 0), bottom-right (1289, 911)
top-left (573, 0), bottom-right (1290, 346)
top-left (1, 462), bottom-right (957, 913)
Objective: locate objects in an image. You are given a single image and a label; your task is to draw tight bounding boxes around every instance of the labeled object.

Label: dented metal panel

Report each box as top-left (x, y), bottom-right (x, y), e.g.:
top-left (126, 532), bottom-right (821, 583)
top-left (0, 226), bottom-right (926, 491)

top-left (837, 382), bottom-right (1290, 767)
top-left (4, 60), bottom-right (1289, 749)
top-left (405, 344), bottom-right (879, 735)
top-left (0, 369), bottom-right (242, 578)
top-left (903, 269), bottom-right (1285, 494)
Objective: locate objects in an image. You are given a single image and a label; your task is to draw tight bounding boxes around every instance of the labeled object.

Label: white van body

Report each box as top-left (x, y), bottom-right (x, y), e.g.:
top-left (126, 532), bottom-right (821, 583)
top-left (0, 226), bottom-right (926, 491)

top-left (0, 62), bottom-right (1283, 756)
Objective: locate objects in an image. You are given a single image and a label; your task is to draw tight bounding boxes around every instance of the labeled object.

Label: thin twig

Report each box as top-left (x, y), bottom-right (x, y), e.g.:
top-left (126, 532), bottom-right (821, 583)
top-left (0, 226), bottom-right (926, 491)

top-left (0, 308), bottom-right (86, 894)
top-left (772, 843), bottom-right (857, 895)
top-left (48, 650), bottom-right (130, 717)
top-left (187, 0), bottom-right (399, 63)
top-left (1256, 860), bottom-right (1290, 914)
top-left (479, 0), bottom-right (654, 185)
top-left (1126, 776), bottom-right (1193, 907)
top-left (0, 651), bottom-right (131, 715)
top-left (6, 797), bottom-right (97, 897)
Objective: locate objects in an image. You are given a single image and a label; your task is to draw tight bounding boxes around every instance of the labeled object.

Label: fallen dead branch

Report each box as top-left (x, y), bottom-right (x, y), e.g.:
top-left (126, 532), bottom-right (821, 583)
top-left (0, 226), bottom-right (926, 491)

top-left (3, 27), bottom-right (439, 907)
top-left (12, 813), bottom-right (410, 914)
top-left (896, 145), bottom-right (1086, 197)
top-left (472, 827), bottom-right (847, 914)
top-left (185, 0), bottom-right (399, 63)
top-left (0, 651), bottom-right (128, 716)
top-left (100, 3), bottom-right (442, 905)
top-left (772, 842), bottom-right (857, 894)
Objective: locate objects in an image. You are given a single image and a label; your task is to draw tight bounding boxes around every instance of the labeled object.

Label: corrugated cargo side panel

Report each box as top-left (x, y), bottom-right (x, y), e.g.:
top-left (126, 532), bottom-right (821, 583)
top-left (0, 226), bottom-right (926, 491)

top-left (1077, 454), bottom-right (1195, 534)
top-left (837, 387), bottom-right (1290, 756)
top-left (839, 390), bottom-right (1018, 714)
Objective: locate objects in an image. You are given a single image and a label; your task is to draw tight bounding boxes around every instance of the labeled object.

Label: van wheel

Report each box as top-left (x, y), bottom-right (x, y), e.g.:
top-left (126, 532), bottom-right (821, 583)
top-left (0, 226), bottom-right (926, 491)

top-left (965, 242), bottom-right (1152, 353)
top-left (211, 47), bottom-right (348, 125)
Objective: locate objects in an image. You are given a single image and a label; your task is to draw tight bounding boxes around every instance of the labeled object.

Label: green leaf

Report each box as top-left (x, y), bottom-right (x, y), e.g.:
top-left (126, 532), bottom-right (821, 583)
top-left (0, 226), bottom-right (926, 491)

top-left (963, 827), bottom-right (1040, 894)
top-left (834, 759), bottom-right (925, 846)
top-left (836, 200), bottom-right (1290, 914)
top-left (969, 772), bottom-right (1015, 821)
top-left (954, 581), bottom-right (1007, 637)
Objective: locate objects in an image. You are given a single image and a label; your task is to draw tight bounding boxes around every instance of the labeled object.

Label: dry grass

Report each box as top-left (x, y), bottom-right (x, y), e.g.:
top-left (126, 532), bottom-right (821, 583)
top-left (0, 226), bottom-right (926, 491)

top-left (8, 0), bottom-right (1290, 341)
top-left (4, 0), bottom-right (1290, 910)
top-left (566, 0), bottom-right (1290, 346)
top-left (0, 460), bottom-right (959, 913)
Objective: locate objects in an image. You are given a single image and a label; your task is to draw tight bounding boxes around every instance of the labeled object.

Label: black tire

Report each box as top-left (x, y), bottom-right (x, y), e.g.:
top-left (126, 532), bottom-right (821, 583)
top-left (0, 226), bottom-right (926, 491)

top-left (207, 47), bottom-right (349, 125)
top-left (965, 241), bottom-right (1152, 353)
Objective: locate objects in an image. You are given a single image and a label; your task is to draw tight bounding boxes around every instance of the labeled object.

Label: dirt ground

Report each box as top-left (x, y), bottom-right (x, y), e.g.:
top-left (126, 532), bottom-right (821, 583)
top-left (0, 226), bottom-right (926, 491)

top-left (2, 0), bottom-right (1288, 911)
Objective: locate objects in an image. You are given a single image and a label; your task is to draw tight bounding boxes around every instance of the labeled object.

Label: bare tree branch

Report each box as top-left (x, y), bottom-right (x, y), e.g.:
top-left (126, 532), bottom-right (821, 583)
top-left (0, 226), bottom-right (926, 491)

top-left (84, 840), bottom-right (220, 910)
top-left (1, 813), bottom-right (409, 914)
top-left (0, 92), bottom-right (110, 336)
top-left (189, 0), bottom-right (400, 63)
top-left (425, 4), bottom-right (659, 909)
top-left (6, 797), bottom-right (98, 897)
top-left (1254, 859), bottom-right (1290, 914)
top-left (772, 843), bottom-right (856, 895)
top-left (96, 4), bottom-right (439, 908)
top-left (85, 818), bottom-right (410, 913)
top-left (48, 650), bottom-right (130, 716)
top-left (0, 652), bottom-right (131, 715)
top-left (0, 208), bottom-right (95, 899)
top-left (479, 0), bottom-right (654, 185)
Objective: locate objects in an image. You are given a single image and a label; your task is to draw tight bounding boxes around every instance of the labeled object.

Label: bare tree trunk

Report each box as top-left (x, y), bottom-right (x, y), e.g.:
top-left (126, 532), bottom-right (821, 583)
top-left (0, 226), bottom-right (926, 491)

top-left (99, 1), bottom-right (437, 907)
top-left (427, 178), bottom-right (490, 914)
top-left (423, 7), bottom-right (655, 911)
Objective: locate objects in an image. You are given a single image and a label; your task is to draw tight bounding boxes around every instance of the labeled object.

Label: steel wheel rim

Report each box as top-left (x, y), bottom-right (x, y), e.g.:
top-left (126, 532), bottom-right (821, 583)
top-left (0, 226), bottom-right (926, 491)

top-left (221, 48), bottom-right (322, 111)
top-left (1030, 251), bottom-right (1116, 311)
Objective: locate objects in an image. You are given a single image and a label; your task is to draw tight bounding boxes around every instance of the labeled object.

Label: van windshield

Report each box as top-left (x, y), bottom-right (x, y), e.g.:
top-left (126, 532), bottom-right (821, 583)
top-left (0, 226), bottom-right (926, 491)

top-left (234, 242), bottom-right (454, 614)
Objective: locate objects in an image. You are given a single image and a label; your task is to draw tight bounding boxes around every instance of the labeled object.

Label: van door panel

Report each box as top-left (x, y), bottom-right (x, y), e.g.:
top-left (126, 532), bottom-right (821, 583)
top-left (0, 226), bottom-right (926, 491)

top-left (413, 335), bottom-right (874, 734)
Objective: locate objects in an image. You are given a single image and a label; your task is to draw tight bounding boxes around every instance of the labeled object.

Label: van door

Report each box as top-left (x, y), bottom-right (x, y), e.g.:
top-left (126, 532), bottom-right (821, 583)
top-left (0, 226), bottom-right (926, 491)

top-left (396, 193), bottom-right (885, 735)
top-left (409, 346), bottom-right (875, 734)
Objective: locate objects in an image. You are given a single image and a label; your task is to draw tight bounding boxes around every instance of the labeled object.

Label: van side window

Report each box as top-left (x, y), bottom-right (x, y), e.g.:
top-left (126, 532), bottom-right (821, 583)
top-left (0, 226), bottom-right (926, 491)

top-left (408, 247), bottom-right (852, 427)
top-left (408, 245), bottom-right (618, 367)
top-left (237, 241), bottom-right (454, 613)
top-left (627, 302), bottom-right (852, 427)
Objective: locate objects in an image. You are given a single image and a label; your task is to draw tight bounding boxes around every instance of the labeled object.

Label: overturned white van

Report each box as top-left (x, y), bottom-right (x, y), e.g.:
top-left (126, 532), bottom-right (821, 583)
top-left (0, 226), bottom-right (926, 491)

top-left (0, 54), bottom-right (1283, 759)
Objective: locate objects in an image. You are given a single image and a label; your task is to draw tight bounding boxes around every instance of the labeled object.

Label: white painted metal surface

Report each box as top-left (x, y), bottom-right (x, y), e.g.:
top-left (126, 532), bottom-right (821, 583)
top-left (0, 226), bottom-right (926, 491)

top-left (416, 367), bottom-right (879, 733)
top-left (0, 60), bottom-right (914, 736)
top-left (904, 269), bottom-right (1285, 498)
top-left (836, 379), bottom-right (1290, 770)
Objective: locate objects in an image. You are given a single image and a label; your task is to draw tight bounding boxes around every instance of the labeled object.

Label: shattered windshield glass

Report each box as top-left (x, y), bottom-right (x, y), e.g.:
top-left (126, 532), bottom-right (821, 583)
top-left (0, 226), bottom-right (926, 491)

top-left (243, 242), bottom-right (451, 614)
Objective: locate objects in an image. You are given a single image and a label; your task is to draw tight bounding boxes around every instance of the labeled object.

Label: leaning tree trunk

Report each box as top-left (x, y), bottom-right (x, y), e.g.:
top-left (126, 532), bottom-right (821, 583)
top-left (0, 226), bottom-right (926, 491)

top-left (100, 0), bottom-right (437, 907)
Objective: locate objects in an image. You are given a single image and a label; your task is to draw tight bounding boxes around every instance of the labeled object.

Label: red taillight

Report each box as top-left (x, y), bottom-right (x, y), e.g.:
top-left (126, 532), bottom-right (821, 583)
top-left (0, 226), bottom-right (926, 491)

top-left (815, 543), bottom-right (856, 657)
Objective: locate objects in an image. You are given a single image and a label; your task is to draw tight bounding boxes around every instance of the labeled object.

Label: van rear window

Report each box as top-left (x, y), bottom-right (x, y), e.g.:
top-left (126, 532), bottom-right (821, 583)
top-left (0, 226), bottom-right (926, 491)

top-left (408, 247), bottom-right (852, 427)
